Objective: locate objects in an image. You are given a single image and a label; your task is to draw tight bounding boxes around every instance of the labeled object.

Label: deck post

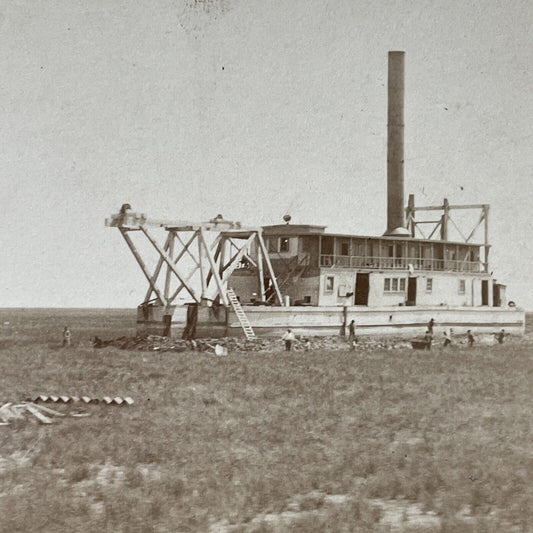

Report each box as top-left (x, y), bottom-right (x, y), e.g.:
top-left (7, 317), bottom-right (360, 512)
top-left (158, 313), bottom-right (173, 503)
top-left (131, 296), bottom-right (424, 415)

top-left (257, 243), bottom-right (265, 302)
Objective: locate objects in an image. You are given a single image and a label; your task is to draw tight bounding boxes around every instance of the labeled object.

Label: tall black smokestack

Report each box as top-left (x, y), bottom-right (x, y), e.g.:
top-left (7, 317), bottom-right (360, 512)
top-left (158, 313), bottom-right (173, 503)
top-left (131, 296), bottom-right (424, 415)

top-left (385, 51), bottom-right (408, 235)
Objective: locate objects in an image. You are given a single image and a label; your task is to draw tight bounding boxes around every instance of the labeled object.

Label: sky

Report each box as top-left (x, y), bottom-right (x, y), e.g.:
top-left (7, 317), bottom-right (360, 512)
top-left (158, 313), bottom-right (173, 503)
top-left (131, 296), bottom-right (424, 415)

top-left (1, 0), bottom-right (532, 308)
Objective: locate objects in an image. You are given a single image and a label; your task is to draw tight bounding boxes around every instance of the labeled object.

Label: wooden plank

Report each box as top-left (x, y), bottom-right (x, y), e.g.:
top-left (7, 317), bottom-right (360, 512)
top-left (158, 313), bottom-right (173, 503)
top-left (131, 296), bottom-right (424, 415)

top-left (25, 404), bottom-right (53, 424)
top-left (27, 403), bottom-right (65, 417)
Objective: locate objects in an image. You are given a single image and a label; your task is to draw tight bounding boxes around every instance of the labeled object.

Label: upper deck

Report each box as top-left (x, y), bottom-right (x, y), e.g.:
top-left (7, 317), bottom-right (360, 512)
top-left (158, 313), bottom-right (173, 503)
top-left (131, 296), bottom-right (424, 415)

top-left (262, 225), bottom-right (486, 273)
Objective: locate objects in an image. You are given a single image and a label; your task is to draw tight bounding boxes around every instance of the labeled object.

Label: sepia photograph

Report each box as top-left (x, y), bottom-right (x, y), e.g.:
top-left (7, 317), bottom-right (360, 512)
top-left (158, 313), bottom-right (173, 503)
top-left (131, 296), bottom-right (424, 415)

top-left (1, 1), bottom-right (532, 531)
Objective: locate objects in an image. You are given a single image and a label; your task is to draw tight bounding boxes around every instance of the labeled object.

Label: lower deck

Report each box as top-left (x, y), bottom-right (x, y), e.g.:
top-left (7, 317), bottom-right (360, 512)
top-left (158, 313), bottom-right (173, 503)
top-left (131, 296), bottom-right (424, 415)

top-left (137, 304), bottom-right (525, 339)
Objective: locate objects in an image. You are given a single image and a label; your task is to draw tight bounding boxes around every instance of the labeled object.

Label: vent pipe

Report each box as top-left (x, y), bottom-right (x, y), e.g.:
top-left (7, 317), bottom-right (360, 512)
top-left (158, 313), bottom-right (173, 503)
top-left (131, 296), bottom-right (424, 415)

top-left (385, 51), bottom-right (409, 236)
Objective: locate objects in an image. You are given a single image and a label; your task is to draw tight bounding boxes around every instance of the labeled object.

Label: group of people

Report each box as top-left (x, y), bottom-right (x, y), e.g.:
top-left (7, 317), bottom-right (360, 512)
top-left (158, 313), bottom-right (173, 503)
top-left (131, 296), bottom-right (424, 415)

top-left (423, 318), bottom-right (506, 349)
top-left (63, 320), bottom-right (508, 353)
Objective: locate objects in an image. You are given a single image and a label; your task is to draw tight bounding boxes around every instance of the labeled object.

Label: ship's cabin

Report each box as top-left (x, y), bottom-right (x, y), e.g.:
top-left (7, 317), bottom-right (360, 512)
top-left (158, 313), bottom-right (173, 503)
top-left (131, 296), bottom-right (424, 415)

top-left (229, 224), bottom-right (506, 308)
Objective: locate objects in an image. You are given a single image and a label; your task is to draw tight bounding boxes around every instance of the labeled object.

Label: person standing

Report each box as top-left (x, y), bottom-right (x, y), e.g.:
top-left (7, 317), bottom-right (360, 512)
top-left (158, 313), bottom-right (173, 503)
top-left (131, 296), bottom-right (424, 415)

top-left (443, 331), bottom-right (451, 347)
top-left (424, 329), bottom-right (433, 350)
top-left (427, 318), bottom-right (435, 335)
top-left (497, 329), bottom-right (506, 344)
top-left (348, 320), bottom-right (356, 345)
top-left (62, 326), bottom-right (72, 347)
top-left (467, 330), bottom-right (474, 347)
top-left (282, 329), bottom-right (295, 351)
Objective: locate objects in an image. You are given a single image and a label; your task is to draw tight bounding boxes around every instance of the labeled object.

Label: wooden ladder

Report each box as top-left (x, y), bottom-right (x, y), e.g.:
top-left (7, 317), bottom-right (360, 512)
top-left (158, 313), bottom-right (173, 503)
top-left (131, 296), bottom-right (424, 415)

top-left (227, 288), bottom-right (256, 340)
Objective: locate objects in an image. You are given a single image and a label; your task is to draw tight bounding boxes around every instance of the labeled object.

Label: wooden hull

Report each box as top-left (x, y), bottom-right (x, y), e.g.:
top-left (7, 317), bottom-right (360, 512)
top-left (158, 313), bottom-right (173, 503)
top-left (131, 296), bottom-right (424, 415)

top-left (137, 304), bottom-right (525, 339)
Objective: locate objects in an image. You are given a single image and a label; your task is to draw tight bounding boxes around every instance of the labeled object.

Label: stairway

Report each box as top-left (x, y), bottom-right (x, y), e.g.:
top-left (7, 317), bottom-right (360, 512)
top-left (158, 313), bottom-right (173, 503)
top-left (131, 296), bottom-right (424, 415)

top-left (227, 288), bottom-right (256, 340)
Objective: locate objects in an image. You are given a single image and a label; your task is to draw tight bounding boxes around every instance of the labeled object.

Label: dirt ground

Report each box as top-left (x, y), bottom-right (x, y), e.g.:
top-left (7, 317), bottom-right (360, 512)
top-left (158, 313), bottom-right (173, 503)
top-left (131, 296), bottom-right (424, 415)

top-left (0, 309), bottom-right (532, 532)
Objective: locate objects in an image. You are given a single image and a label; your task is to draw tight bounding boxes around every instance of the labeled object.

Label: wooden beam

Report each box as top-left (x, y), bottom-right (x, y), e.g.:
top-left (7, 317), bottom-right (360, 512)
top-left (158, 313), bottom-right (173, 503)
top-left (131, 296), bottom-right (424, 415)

top-left (448, 215), bottom-right (468, 242)
top-left (257, 242), bottom-right (265, 301)
top-left (198, 231), bottom-right (206, 298)
top-left (407, 194), bottom-right (415, 238)
top-left (257, 232), bottom-right (284, 306)
top-left (205, 235), bottom-right (223, 287)
top-left (220, 235), bottom-right (256, 283)
top-left (168, 264), bottom-right (200, 303)
top-left (143, 232), bottom-right (171, 304)
top-left (484, 205), bottom-right (490, 270)
top-left (413, 222), bottom-right (427, 239)
top-left (140, 227), bottom-right (200, 303)
top-left (199, 229), bottom-right (229, 306)
top-left (166, 231), bottom-right (203, 302)
top-left (465, 211), bottom-right (485, 243)
top-left (412, 203), bottom-right (486, 211)
top-left (164, 231), bottom-right (175, 302)
top-left (242, 252), bottom-right (257, 268)
top-left (427, 220), bottom-right (442, 240)
top-left (441, 198), bottom-right (449, 241)
top-left (120, 229), bottom-right (167, 305)
top-left (175, 232), bottom-right (200, 267)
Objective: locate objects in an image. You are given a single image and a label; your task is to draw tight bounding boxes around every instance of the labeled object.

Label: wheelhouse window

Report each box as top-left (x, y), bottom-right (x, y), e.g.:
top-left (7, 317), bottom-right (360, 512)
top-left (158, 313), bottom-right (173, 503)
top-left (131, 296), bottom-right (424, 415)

top-left (279, 237), bottom-right (290, 253)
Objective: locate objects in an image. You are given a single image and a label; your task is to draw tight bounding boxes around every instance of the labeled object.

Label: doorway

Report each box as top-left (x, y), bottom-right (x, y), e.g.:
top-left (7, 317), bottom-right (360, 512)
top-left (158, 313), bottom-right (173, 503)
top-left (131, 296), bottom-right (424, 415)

top-left (407, 277), bottom-right (417, 306)
top-left (481, 280), bottom-right (489, 306)
top-left (493, 282), bottom-right (501, 307)
top-left (354, 273), bottom-right (369, 305)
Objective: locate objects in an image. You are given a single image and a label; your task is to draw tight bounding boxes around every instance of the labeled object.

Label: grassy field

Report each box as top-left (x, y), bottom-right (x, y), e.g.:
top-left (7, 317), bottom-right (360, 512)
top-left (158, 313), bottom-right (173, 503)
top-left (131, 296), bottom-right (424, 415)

top-left (0, 309), bottom-right (532, 532)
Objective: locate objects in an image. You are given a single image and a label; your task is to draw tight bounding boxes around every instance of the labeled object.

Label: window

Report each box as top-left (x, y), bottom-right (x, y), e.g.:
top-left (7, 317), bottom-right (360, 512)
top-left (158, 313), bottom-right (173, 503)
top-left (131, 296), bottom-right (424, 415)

top-left (321, 237), bottom-right (334, 255)
top-left (459, 279), bottom-right (466, 294)
top-left (279, 238), bottom-right (290, 253)
top-left (340, 242), bottom-right (350, 256)
top-left (325, 276), bottom-right (334, 292)
top-left (426, 278), bottom-right (433, 292)
top-left (384, 277), bottom-right (407, 293)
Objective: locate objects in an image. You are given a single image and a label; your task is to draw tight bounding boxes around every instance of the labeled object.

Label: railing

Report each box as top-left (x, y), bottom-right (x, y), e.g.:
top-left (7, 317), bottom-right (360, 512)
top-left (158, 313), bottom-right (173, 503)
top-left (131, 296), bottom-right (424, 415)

top-left (319, 255), bottom-right (484, 272)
